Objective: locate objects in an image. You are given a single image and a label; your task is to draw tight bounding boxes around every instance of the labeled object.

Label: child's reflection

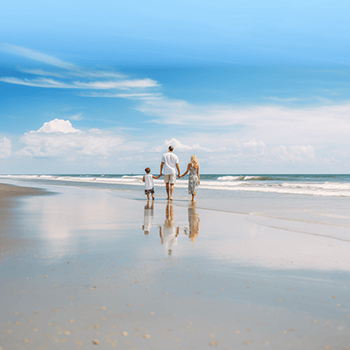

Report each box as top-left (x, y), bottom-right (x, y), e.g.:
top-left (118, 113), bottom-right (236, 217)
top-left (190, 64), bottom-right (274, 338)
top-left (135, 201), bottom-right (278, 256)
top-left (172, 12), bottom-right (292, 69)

top-left (159, 203), bottom-right (179, 255)
top-left (142, 200), bottom-right (154, 235)
top-left (184, 202), bottom-right (200, 242)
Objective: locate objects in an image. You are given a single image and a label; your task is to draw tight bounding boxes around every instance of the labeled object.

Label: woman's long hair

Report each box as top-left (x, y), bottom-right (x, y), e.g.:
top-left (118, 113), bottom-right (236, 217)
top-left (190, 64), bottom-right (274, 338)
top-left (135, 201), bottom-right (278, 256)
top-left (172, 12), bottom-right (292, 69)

top-left (190, 155), bottom-right (199, 169)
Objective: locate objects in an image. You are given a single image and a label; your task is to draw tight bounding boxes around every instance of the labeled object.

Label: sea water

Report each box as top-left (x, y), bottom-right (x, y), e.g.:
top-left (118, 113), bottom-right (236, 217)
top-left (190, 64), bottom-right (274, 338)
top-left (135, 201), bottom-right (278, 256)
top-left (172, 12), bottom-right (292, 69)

top-left (1, 174), bottom-right (350, 234)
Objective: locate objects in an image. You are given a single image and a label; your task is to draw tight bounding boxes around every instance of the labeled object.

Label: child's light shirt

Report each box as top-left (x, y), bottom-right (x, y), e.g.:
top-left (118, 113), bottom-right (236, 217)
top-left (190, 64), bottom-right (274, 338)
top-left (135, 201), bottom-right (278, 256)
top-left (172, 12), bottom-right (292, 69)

top-left (144, 174), bottom-right (154, 190)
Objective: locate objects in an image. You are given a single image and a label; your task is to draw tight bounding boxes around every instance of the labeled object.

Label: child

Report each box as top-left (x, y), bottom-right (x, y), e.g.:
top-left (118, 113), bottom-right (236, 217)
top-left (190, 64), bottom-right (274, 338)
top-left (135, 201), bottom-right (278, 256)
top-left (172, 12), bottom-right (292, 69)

top-left (142, 200), bottom-right (154, 235)
top-left (143, 167), bottom-right (161, 200)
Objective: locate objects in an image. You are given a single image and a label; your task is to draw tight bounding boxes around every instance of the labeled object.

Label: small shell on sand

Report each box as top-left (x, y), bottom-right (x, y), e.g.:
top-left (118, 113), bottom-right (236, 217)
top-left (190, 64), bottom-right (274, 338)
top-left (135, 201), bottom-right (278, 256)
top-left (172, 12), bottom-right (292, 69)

top-left (210, 341), bottom-right (218, 346)
top-left (122, 331), bottom-right (128, 336)
top-left (92, 340), bottom-right (100, 345)
top-left (143, 334), bottom-right (150, 339)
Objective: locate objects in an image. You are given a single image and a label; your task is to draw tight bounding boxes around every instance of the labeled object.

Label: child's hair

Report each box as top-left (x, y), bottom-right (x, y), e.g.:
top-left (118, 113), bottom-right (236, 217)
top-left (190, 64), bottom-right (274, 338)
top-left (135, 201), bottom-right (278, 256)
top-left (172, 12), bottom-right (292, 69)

top-left (145, 167), bottom-right (151, 174)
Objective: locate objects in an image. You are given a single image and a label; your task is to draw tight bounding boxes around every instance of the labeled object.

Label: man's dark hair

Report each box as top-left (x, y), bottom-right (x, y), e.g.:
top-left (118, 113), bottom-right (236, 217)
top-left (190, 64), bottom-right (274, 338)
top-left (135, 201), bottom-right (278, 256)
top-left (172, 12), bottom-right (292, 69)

top-left (168, 145), bottom-right (174, 152)
top-left (145, 167), bottom-right (151, 174)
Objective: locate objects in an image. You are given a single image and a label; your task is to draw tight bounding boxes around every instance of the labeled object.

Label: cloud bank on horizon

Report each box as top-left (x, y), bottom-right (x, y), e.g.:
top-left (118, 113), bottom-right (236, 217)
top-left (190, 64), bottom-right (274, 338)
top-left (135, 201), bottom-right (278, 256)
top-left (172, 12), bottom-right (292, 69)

top-left (1, 0), bottom-right (350, 174)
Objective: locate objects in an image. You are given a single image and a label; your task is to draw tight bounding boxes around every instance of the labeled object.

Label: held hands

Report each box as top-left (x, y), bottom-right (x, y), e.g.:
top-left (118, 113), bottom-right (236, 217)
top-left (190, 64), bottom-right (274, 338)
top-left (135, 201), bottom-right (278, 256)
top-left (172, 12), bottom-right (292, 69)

top-left (178, 174), bottom-right (181, 179)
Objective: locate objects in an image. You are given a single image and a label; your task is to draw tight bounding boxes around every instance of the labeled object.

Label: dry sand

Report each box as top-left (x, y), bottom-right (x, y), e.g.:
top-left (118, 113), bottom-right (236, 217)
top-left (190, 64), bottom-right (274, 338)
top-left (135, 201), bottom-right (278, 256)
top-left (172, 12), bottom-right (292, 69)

top-left (0, 183), bottom-right (350, 350)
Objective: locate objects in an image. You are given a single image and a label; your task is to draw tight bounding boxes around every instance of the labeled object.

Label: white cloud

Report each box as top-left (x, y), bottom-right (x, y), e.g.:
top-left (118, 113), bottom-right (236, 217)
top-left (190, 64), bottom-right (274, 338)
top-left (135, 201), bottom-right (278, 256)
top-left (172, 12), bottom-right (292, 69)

top-left (0, 137), bottom-right (11, 158)
top-left (35, 119), bottom-right (80, 134)
top-left (82, 92), bottom-right (162, 100)
top-left (20, 68), bottom-right (126, 79)
top-left (270, 145), bottom-right (316, 162)
top-left (18, 119), bottom-right (123, 158)
top-left (70, 70), bottom-right (126, 79)
top-left (242, 139), bottom-right (266, 155)
top-left (0, 77), bottom-right (159, 90)
top-left (69, 114), bottom-right (83, 121)
top-left (20, 68), bottom-right (64, 77)
top-left (0, 77), bottom-right (66, 88)
top-left (71, 79), bottom-right (159, 90)
top-left (156, 138), bottom-right (210, 152)
top-left (263, 97), bottom-right (301, 102)
top-left (138, 98), bottom-right (350, 146)
top-left (1, 44), bottom-right (76, 70)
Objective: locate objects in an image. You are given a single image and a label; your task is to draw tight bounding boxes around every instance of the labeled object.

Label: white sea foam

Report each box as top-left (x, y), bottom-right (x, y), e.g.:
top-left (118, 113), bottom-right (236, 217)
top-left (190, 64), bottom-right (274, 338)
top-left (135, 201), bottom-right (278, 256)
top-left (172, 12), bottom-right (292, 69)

top-left (243, 176), bottom-right (262, 180)
top-left (1, 175), bottom-right (350, 197)
top-left (217, 176), bottom-right (244, 181)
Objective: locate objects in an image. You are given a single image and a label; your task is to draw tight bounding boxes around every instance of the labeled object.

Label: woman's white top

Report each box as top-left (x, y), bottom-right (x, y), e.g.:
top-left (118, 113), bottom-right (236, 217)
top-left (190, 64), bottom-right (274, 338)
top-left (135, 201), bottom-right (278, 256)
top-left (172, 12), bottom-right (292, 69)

top-left (144, 174), bottom-right (154, 190)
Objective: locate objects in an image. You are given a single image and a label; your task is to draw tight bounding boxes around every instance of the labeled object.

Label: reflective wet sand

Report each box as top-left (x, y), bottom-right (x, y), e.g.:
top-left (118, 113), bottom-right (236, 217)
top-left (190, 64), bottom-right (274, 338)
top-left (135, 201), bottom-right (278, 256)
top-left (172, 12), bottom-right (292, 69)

top-left (1, 185), bottom-right (350, 349)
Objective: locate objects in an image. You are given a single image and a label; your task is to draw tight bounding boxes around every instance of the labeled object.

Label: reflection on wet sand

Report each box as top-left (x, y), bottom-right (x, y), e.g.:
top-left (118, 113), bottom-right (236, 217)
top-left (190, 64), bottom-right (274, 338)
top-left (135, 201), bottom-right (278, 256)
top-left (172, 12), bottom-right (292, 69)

top-left (159, 202), bottom-right (179, 255)
top-left (142, 200), bottom-right (154, 235)
top-left (184, 202), bottom-right (200, 243)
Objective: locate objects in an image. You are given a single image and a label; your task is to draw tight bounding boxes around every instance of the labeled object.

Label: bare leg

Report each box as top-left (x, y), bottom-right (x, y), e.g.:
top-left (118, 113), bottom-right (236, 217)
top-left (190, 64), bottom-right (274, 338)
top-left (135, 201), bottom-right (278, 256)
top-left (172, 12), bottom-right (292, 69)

top-left (165, 183), bottom-right (170, 199)
top-left (169, 184), bottom-right (174, 200)
top-left (147, 193), bottom-right (150, 200)
top-left (191, 191), bottom-right (197, 201)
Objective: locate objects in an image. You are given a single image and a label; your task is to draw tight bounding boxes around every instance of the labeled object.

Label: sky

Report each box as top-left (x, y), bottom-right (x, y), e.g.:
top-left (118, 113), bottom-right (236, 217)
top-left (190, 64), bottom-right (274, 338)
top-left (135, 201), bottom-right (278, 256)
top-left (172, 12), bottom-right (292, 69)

top-left (1, 0), bottom-right (350, 174)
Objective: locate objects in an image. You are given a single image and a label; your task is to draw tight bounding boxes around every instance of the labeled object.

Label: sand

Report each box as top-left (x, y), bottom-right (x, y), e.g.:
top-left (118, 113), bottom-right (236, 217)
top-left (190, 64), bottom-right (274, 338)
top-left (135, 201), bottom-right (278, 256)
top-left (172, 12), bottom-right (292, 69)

top-left (0, 183), bottom-right (350, 349)
top-left (0, 184), bottom-right (48, 258)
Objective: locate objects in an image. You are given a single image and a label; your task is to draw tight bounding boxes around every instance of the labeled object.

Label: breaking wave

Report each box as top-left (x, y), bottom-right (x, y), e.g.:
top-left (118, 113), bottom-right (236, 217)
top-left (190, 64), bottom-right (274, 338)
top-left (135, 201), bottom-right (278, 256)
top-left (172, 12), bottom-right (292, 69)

top-left (1, 175), bottom-right (350, 197)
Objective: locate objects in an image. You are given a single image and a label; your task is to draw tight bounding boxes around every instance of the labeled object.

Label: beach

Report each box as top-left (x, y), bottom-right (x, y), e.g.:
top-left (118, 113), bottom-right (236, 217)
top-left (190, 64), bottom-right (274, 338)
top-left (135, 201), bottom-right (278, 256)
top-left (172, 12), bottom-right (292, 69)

top-left (1, 180), bottom-right (350, 349)
top-left (0, 184), bottom-right (48, 258)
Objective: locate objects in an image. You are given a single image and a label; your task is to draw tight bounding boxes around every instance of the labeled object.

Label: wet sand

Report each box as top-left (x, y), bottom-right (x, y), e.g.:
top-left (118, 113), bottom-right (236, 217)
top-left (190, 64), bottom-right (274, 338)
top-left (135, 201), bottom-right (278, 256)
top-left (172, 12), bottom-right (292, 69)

top-left (0, 184), bottom-right (48, 258)
top-left (1, 184), bottom-right (350, 349)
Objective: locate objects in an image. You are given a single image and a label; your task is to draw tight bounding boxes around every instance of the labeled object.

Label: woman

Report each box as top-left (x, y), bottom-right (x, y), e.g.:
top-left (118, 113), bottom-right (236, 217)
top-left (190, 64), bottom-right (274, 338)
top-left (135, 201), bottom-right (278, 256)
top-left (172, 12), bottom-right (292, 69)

top-left (180, 155), bottom-right (200, 201)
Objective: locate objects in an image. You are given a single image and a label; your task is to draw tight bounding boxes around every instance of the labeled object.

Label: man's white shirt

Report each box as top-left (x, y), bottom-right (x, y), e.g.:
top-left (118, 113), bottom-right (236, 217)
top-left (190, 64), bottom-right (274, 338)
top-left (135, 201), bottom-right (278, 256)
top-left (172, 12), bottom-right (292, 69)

top-left (161, 152), bottom-right (179, 175)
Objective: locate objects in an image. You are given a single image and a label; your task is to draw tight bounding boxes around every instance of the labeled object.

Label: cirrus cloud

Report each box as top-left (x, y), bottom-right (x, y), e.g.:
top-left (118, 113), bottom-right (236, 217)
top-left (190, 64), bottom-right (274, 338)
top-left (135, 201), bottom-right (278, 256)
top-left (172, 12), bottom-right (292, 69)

top-left (0, 77), bottom-right (159, 90)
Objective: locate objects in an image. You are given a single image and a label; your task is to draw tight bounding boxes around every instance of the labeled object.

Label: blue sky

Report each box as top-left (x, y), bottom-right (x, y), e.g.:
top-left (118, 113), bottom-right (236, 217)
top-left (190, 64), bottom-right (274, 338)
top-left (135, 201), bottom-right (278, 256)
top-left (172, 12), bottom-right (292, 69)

top-left (1, 0), bottom-right (350, 174)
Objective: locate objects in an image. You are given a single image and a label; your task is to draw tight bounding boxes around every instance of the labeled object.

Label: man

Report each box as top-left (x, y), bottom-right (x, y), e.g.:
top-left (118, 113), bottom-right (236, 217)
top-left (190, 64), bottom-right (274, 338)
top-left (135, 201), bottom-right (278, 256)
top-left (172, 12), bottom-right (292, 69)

top-left (159, 203), bottom-right (179, 255)
top-left (160, 145), bottom-right (180, 200)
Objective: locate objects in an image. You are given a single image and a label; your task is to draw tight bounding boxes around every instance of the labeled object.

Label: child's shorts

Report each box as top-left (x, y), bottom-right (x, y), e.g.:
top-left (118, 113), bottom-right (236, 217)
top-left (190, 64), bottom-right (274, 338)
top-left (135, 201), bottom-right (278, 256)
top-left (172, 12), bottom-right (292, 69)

top-left (145, 188), bottom-right (155, 195)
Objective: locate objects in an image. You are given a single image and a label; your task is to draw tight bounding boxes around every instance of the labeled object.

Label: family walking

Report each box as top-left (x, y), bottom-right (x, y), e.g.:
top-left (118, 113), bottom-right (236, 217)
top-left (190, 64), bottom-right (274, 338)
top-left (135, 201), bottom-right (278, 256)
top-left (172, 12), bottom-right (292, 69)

top-left (142, 145), bottom-right (200, 201)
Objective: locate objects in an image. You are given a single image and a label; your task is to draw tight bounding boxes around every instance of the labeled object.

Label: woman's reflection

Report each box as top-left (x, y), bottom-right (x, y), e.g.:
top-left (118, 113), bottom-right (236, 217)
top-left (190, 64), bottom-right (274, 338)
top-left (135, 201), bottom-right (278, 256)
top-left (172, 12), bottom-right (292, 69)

top-left (184, 202), bottom-right (200, 243)
top-left (159, 203), bottom-right (179, 255)
top-left (142, 199), bottom-right (154, 235)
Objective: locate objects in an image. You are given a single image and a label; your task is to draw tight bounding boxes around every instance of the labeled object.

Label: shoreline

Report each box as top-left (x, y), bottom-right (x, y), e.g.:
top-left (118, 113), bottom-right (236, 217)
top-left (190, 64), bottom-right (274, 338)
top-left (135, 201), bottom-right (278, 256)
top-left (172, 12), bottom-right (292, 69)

top-left (0, 183), bottom-right (49, 203)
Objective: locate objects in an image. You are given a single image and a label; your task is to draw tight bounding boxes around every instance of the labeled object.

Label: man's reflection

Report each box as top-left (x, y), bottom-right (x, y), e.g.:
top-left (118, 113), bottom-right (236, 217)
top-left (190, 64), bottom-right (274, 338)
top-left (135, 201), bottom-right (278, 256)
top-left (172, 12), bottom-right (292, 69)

top-left (159, 202), bottom-right (179, 255)
top-left (184, 202), bottom-right (200, 242)
top-left (142, 200), bottom-right (154, 235)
